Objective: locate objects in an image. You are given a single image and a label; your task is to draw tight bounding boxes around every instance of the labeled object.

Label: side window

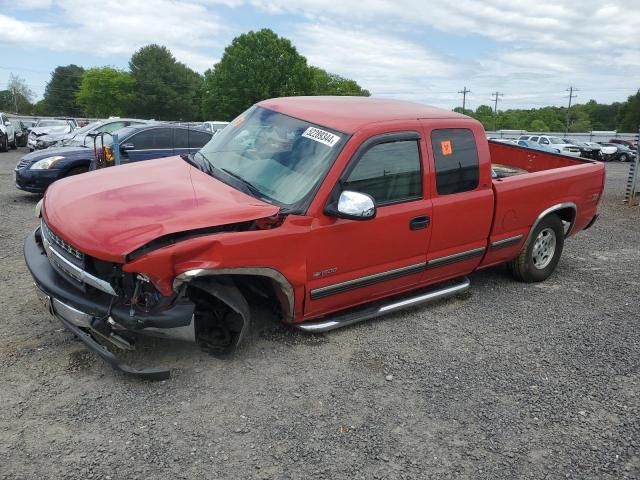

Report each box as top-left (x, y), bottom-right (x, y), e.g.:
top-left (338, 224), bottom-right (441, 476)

top-left (128, 128), bottom-right (173, 150)
top-left (540, 137), bottom-right (549, 144)
top-left (529, 136), bottom-right (539, 142)
top-left (175, 128), bottom-right (213, 148)
top-left (431, 128), bottom-right (479, 195)
top-left (343, 140), bottom-right (422, 205)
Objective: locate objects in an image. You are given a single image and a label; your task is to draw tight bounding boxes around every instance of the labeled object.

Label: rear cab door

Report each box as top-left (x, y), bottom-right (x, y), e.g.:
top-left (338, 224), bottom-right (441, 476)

top-left (419, 119), bottom-right (494, 283)
top-left (304, 122), bottom-right (434, 319)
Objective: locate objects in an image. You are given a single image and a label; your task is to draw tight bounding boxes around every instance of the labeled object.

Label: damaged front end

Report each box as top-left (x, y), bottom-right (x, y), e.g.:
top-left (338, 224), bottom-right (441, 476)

top-left (24, 221), bottom-right (249, 380)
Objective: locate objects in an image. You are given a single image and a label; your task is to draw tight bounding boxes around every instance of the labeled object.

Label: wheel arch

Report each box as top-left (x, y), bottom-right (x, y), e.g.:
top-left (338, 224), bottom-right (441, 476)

top-left (524, 202), bottom-right (576, 248)
top-left (62, 159), bottom-right (92, 176)
top-left (173, 268), bottom-right (295, 323)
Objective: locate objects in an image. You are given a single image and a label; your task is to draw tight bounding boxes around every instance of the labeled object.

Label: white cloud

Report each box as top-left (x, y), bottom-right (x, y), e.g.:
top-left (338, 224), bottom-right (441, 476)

top-left (294, 23), bottom-right (461, 97)
top-left (1, 0), bottom-right (639, 108)
top-left (0, 1), bottom-right (225, 72)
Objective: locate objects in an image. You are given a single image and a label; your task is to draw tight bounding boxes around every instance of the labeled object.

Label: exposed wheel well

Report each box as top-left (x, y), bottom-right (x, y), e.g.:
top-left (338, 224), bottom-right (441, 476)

top-left (553, 206), bottom-right (576, 231)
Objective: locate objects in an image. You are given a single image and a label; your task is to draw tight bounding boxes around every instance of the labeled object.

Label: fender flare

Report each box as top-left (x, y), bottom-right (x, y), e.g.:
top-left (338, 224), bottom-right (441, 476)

top-left (524, 202), bottom-right (577, 248)
top-left (173, 267), bottom-right (295, 323)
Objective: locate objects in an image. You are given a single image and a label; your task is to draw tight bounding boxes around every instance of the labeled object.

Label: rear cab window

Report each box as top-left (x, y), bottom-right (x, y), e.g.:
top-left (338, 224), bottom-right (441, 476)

top-left (431, 129), bottom-right (480, 195)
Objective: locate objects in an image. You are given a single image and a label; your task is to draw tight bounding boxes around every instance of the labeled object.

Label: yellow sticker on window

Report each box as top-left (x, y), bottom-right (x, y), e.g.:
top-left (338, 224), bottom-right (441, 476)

top-left (441, 140), bottom-right (453, 156)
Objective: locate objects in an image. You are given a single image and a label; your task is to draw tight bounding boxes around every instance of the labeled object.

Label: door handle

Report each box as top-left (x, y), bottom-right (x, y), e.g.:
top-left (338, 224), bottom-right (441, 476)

top-left (410, 215), bottom-right (430, 230)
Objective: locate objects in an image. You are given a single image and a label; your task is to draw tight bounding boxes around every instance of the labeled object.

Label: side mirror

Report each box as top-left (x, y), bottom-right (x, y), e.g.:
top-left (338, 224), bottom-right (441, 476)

top-left (325, 190), bottom-right (376, 220)
top-left (5, 121), bottom-right (11, 126)
top-left (120, 142), bottom-right (135, 152)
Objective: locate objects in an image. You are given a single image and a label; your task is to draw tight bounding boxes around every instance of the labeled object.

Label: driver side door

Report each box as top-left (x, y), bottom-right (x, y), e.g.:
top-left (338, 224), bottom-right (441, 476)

top-left (305, 131), bottom-right (433, 319)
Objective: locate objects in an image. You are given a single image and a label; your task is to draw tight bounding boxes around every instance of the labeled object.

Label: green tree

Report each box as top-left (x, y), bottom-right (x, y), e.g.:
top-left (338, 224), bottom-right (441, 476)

top-left (76, 67), bottom-right (135, 117)
top-left (529, 119), bottom-right (550, 132)
top-left (617, 90), bottom-right (640, 132)
top-left (43, 64), bottom-right (84, 116)
top-left (202, 29), bottom-right (313, 119)
top-left (309, 67), bottom-right (369, 96)
top-left (129, 44), bottom-right (203, 120)
top-left (473, 105), bottom-right (495, 129)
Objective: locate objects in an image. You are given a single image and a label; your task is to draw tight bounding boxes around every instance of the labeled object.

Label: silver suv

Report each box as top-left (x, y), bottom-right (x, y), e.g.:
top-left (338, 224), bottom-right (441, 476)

top-left (0, 112), bottom-right (16, 152)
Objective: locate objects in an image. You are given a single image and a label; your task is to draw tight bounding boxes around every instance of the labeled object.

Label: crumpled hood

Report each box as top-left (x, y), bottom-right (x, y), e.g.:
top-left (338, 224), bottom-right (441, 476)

top-left (43, 156), bottom-right (280, 262)
top-left (31, 126), bottom-right (72, 136)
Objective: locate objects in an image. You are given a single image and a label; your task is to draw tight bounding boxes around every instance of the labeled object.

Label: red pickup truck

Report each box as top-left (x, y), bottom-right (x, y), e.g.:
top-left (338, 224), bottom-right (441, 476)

top-left (25, 97), bottom-right (605, 379)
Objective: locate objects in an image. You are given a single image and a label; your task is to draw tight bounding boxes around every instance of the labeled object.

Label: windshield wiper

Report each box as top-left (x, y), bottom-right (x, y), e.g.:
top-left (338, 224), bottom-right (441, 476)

top-left (180, 153), bottom-right (205, 172)
top-left (220, 168), bottom-right (265, 199)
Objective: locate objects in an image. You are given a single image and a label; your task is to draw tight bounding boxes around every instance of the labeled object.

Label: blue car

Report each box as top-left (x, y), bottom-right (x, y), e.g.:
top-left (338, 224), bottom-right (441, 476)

top-left (14, 124), bottom-right (213, 194)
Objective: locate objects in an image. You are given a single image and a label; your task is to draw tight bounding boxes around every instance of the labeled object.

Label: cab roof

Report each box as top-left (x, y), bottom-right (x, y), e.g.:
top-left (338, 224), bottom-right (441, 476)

top-left (258, 96), bottom-right (468, 133)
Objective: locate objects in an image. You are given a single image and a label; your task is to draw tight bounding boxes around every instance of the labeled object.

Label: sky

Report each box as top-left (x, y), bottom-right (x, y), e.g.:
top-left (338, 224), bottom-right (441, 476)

top-left (0, 0), bottom-right (639, 111)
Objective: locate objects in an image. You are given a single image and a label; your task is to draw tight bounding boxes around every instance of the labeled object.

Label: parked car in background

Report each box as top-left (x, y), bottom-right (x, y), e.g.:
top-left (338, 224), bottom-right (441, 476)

top-left (598, 142), bottom-right (635, 162)
top-left (35, 118), bottom-right (150, 150)
top-left (28, 119), bottom-right (76, 151)
top-left (203, 121), bottom-right (230, 135)
top-left (609, 138), bottom-right (637, 151)
top-left (15, 124), bottom-right (213, 194)
top-left (516, 139), bottom-right (562, 154)
top-left (562, 139), bottom-right (599, 159)
top-left (15, 120), bottom-right (30, 148)
top-left (529, 135), bottom-right (581, 157)
top-left (0, 112), bottom-right (16, 151)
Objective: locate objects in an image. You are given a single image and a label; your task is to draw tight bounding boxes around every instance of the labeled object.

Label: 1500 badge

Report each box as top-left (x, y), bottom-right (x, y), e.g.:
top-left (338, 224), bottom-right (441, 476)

top-left (312, 267), bottom-right (337, 278)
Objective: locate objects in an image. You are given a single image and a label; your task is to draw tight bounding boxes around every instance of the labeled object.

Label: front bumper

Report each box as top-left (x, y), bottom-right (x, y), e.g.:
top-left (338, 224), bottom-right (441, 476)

top-left (14, 167), bottom-right (61, 194)
top-left (25, 230), bottom-right (196, 379)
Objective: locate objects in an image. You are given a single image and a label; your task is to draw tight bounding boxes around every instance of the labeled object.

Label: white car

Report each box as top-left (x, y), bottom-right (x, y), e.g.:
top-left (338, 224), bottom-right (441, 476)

top-left (34, 118), bottom-right (150, 150)
top-left (203, 121), bottom-right (230, 135)
top-left (28, 119), bottom-right (76, 151)
top-left (0, 112), bottom-right (16, 152)
top-left (527, 135), bottom-right (582, 157)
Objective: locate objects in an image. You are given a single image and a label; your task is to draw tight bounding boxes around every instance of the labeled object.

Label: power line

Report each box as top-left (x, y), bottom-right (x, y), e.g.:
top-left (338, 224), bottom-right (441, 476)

top-left (458, 86), bottom-right (471, 115)
top-left (565, 86), bottom-right (579, 134)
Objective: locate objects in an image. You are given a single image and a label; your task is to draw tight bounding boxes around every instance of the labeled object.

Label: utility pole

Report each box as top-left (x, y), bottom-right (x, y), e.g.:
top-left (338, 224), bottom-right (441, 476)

top-left (491, 91), bottom-right (504, 131)
top-left (565, 86), bottom-right (579, 135)
top-left (12, 88), bottom-right (18, 114)
top-left (458, 87), bottom-right (471, 115)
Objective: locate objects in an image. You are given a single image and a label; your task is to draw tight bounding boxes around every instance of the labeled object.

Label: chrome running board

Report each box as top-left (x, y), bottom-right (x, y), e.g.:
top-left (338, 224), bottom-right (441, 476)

top-left (296, 276), bottom-right (470, 333)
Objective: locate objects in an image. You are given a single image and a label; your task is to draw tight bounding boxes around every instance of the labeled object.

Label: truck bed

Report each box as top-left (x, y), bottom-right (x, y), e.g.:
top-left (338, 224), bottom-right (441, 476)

top-left (480, 140), bottom-right (606, 269)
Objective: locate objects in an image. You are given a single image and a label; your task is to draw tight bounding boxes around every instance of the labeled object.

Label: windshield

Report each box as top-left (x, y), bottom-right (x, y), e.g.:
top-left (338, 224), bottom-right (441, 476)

top-left (549, 137), bottom-right (565, 144)
top-left (198, 106), bottom-right (346, 208)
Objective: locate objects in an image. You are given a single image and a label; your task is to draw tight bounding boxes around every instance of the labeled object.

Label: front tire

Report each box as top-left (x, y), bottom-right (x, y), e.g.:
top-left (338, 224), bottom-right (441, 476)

top-left (0, 134), bottom-right (7, 152)
top-left (510, 214), bottom-right (565, 283)
top-left (65, 166), bottom-right (89, 177)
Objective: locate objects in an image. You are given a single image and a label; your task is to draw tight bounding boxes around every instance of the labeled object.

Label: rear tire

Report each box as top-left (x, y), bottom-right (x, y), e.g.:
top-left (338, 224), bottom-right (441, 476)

top-left (0, 134), bottom-right (7, 152)
top-left (510, 214), bottom-right (564, 283)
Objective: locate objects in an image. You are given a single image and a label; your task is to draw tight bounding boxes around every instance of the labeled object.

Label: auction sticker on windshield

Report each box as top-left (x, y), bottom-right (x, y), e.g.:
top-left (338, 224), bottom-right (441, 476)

top-left (302, 127), bottom-right (341, 147)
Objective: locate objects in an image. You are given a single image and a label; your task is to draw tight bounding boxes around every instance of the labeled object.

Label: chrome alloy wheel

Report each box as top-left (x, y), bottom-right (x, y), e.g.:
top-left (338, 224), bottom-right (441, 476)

top-left (532, 227), bottom-right (556, 269)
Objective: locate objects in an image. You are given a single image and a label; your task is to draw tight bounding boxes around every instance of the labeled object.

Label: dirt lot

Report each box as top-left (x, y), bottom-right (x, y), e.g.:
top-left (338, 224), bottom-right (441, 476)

top-left (1, 147), bottom-right (638, 479)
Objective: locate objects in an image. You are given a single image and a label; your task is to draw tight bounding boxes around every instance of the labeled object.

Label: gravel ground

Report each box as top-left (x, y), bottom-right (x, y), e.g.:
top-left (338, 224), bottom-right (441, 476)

top-left (0, 147), bottom-right (638, 480)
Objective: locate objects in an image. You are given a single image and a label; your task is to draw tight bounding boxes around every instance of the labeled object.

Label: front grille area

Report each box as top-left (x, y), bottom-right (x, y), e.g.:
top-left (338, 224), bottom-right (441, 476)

top-left (40, 220), bottom-right (119, 296)
top-left (41, 221), bottom-right (84, 261)
top-left (17, 158), bottom-right (30, 169)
